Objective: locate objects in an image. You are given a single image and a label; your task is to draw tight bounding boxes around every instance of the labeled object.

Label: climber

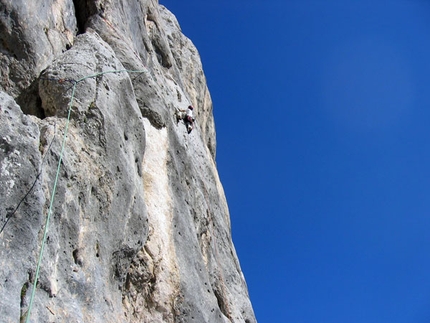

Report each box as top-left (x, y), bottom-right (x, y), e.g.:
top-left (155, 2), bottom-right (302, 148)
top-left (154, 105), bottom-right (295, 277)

top-left (176, 105), bottom-right (195, 134)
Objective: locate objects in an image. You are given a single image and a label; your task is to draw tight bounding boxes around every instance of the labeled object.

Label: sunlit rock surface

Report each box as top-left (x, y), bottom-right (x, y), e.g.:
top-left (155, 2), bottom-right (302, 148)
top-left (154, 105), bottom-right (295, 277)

top-left (0, 1), bottom-right (256, 322)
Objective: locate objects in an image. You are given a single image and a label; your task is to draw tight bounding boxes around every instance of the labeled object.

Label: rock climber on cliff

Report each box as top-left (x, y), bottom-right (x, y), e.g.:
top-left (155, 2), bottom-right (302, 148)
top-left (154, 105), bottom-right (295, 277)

top-left (176, 105), bottom-right (195, 134)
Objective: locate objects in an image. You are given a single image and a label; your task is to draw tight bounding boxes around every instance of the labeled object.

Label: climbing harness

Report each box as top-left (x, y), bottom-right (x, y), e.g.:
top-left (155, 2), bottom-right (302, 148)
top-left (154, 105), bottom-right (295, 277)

top-left (175, 105), bottom-right (195, 134)
top-left (24, 68), bottom-right (146, 323)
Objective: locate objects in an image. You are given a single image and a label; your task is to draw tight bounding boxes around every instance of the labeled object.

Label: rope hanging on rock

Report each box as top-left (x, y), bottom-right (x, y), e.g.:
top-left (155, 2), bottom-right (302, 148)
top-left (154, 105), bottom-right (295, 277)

top-left (25, 68), bottom-right (146, 323)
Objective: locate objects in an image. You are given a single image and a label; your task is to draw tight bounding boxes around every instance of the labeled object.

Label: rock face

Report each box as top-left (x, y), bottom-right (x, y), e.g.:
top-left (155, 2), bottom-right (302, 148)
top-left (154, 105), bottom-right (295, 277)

top-left (0, 1), bottom-right (256, 322)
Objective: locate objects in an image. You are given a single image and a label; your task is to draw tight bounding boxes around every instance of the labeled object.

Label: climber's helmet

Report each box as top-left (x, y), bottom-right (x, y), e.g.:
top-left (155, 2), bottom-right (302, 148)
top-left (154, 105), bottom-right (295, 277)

top-left (188, 105), bottom-right (193, 110)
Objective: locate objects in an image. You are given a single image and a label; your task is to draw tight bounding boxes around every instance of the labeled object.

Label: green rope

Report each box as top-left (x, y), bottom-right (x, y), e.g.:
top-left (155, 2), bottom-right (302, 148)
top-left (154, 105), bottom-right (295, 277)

top-left (25, 68), bottom-right (146, 323)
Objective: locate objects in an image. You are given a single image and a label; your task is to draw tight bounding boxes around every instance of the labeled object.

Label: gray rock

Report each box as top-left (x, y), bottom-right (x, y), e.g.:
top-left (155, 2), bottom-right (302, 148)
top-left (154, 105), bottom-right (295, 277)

top-left (0, 91), bottom-right (44, 322)
top-left (0, 1), bottom-right (256, 322)
top-left (0, 0), bottom-right (76, 100)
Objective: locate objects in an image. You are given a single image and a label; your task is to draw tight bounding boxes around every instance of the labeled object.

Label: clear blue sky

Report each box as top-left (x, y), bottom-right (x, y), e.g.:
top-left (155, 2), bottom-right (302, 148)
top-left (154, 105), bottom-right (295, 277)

top-left (160, 1), bottom-right (430, 322)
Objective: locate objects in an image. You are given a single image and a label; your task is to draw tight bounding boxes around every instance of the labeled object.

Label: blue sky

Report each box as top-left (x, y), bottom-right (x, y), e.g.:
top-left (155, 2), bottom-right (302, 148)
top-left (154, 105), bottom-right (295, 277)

top-left (160, 1), bottom-right (430, 322)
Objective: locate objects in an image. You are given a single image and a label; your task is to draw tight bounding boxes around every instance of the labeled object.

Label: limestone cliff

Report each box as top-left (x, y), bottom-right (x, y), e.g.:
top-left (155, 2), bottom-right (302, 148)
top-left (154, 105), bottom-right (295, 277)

top-left (0, 1), bottom-right (256, 322)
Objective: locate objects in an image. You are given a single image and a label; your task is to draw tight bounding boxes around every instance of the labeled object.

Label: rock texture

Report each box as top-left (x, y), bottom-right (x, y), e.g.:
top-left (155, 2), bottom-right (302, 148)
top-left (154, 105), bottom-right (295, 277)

top-left (0, 1), bottom-right (256, 322)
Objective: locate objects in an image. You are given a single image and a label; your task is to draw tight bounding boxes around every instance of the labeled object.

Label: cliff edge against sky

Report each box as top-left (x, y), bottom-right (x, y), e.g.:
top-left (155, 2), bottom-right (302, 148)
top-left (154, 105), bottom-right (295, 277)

top-left (0, 0), bottom-right (256, 322)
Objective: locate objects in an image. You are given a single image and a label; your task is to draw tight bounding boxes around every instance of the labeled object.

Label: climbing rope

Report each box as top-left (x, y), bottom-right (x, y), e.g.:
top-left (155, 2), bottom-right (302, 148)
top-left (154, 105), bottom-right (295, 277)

top-left (25, 68), bottom-right (146, 323)
top-left (0, 123), bottom-right (56, 236)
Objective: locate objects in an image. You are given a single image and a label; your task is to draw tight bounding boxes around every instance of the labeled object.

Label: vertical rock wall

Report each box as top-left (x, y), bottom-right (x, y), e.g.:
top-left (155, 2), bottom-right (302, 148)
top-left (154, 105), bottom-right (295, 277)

top-left (0, 1), bottom-right (256, 322)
